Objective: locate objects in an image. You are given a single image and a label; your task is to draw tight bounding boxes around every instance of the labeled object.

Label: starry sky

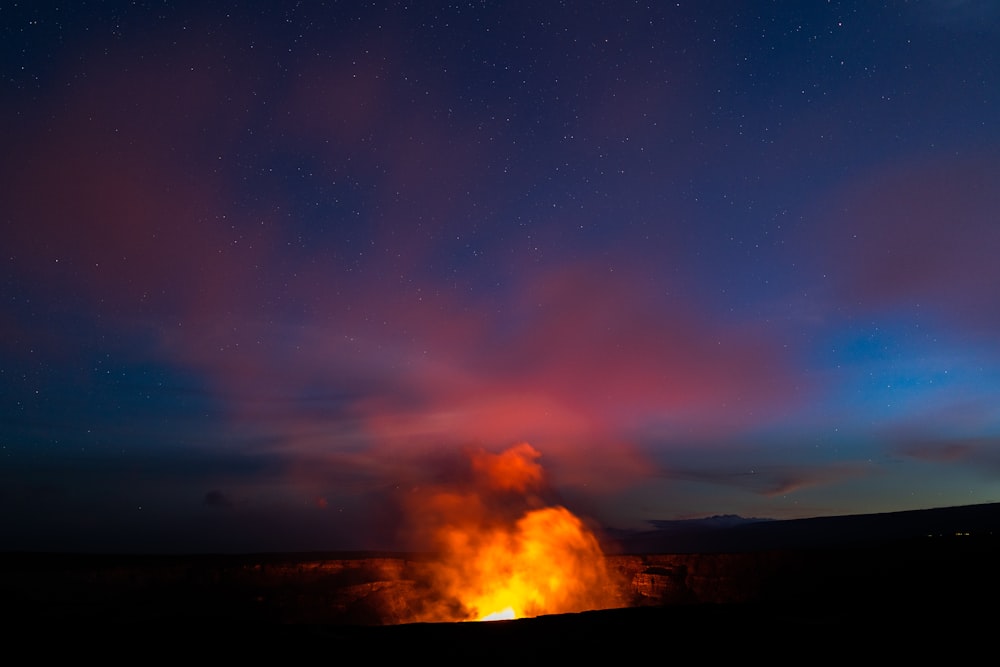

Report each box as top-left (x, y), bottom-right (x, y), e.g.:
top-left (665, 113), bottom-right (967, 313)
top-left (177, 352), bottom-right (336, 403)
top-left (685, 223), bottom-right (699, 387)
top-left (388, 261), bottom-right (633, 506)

top-left (3, 1), bottom-right (1000, 554)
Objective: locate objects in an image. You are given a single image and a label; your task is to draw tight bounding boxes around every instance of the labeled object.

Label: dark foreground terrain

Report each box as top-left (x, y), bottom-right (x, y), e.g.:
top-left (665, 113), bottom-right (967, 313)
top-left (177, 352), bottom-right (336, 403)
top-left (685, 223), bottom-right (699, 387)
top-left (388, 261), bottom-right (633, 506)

top-left (3, 504), bottom-right (998, 656)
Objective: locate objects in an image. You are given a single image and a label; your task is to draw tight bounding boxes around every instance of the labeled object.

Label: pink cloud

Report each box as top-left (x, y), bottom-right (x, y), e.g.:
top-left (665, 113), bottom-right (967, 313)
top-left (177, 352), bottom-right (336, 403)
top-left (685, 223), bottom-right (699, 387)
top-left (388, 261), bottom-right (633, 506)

top-left (356, 260), bottom-right (808, 437)
top-left (0, 23), bottom-right (813, 508)
top-left (896, 439), bottom-right (982, 464)
top-left (342, 259), bottom-right (812, 495)
top-left (816, 152), bottom-right (1000, 330)
top-left (661, 459), bottom-right (873, 498)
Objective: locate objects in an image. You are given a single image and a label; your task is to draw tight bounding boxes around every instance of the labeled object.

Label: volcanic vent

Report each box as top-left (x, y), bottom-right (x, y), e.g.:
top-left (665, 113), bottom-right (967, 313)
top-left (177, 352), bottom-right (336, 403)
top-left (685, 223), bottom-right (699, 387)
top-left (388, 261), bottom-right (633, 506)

top-left (399, 443), bottom-right (625, 622)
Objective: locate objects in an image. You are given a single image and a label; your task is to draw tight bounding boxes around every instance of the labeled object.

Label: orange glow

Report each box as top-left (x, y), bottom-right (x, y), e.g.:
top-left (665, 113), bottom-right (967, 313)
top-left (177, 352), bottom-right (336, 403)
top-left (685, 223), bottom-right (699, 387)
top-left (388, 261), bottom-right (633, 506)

top-left (408, 443), bottom-right (622, 622)
top-left (469, 442), bottom-right (544, 493)
top-left (454, 505), bottom-right (618, 621)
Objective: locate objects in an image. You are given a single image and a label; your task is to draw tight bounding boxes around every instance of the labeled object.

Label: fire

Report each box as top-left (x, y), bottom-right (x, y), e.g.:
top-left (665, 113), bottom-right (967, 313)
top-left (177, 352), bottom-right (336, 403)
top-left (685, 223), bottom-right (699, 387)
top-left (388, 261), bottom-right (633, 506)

top-left (453, 505), bottom-right (617, 621)
top-left (480, 607), bottom-right (516, 621)
top-left (405, 443), bottom-right (622, 622)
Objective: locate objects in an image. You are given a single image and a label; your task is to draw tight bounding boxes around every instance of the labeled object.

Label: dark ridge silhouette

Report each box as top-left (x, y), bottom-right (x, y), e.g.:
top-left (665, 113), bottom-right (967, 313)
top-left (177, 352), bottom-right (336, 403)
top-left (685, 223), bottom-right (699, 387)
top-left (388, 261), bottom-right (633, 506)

top-left (3, 502), bottom-right (998, 655)
top-left (611, 501), bottom-right (1000, 553)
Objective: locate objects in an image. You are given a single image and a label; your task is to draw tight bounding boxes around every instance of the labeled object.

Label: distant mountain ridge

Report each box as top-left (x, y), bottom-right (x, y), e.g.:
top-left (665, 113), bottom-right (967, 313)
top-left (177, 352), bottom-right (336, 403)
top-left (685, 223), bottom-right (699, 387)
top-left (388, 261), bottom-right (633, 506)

top-left (646, 514), bottom-right (773, 531)
top-left (612, 502), bottom-right (1000, 554)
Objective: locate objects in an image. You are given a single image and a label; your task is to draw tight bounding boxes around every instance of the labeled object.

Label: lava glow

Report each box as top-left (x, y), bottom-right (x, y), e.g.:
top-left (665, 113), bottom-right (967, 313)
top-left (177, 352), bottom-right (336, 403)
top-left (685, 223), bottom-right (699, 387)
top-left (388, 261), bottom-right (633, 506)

top-left (407, 443), bottom-right (622, 622)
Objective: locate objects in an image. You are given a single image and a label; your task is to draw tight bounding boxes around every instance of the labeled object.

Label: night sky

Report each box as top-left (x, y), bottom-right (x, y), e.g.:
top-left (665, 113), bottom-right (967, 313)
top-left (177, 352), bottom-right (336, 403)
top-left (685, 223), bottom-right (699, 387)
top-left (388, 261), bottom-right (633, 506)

top-left (3, 1), bottom-right (999, 554)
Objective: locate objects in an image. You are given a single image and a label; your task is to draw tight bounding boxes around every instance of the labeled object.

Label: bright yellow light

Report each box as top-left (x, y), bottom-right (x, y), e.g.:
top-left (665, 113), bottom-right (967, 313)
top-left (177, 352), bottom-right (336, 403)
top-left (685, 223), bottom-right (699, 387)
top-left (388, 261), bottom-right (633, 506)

top-left (479, 606), bottom-right (516, 621)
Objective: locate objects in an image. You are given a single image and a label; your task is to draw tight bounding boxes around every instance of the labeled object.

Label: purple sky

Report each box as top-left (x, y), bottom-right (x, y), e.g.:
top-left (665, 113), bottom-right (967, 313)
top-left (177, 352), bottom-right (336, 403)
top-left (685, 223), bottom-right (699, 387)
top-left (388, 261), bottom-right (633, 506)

top-left (2, 1), bottom-right (999, 553)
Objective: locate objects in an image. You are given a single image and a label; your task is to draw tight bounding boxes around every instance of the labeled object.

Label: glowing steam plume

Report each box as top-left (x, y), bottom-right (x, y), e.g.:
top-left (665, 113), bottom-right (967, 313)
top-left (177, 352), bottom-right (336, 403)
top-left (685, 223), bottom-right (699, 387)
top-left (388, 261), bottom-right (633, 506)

top-left (405, 443), bottom-right (623, 622)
